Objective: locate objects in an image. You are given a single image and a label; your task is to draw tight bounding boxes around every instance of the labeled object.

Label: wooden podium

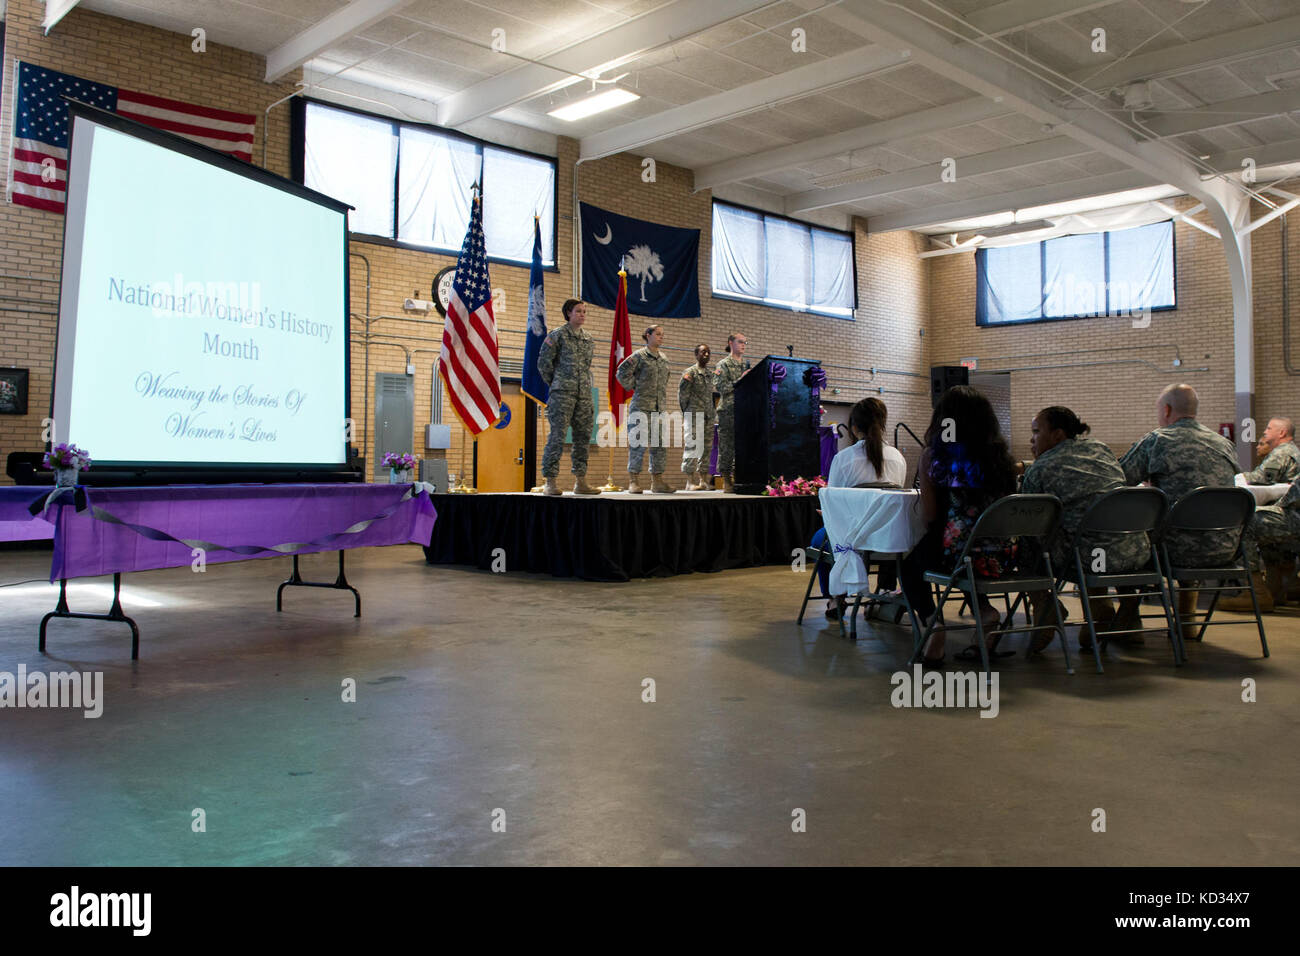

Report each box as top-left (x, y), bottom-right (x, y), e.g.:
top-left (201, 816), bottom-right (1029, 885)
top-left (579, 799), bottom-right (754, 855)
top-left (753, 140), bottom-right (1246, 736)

top-left (733, 355), bottom-right (823, 495)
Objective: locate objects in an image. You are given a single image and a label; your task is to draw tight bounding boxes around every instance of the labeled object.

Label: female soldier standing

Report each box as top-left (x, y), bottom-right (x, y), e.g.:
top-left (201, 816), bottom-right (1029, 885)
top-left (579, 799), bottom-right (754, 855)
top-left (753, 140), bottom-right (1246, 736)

top-left (713, 332), bottom-right (749, 493)
top-left (616, 324), bottom-right (674, 494)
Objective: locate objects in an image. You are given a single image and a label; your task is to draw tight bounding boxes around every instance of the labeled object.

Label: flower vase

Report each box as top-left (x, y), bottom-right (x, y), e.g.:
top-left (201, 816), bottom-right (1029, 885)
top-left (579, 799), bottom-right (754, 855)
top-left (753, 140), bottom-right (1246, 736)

top-left (55, 466), bottom-right (80, 489)
top-left (389, 468), bottom-right (411, 484)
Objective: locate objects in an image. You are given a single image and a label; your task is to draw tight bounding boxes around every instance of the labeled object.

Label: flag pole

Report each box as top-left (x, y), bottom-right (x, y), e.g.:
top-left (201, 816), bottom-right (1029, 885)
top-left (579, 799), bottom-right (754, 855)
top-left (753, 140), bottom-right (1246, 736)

top-left (452, 423), bottom-right (477, 494)
top-left (600, 263), bottom-right (629, 493)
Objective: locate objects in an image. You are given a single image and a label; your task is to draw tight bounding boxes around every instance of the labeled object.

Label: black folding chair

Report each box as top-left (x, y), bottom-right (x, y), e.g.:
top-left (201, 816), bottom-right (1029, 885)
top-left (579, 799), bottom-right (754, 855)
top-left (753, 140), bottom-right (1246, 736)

top-left (909, 494), bottom-right (1071, 676)
top-left (1159, 487), bottom-right (1269, 659)
top-left (796, 544), bottom-right (834, 625)
top-left (1067, 486), bottom-right (1179, 673)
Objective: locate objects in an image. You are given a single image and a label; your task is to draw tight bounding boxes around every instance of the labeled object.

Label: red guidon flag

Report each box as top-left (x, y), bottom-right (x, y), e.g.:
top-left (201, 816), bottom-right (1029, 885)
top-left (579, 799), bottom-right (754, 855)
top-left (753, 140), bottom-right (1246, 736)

top-left (438, 192), bottom-right (501, 434)
top-left (608, 269), bottom-right (633, 427)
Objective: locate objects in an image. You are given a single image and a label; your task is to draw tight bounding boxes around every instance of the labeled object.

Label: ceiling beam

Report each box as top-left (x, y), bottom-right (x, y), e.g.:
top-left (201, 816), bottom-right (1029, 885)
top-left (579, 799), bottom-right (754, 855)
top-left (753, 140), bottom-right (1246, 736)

top-left (438, 0), bottom-right (775, 128)
top-left (866, 170), bottom-right (1150, 233)
top-left (1136, 89), bottom-right (1300, 139)
top-left (693, 96), bottom-right (1009, 190)
top-left (785, 136), bottom-right (1089, 213)
top-left (1070, 13), bottom-right (1300, 92)
top-left (42, 0), bottom-right (81, 34)
top-left (1202, 138), bottom-right (1300, 175)
top-left (967, 0), bottom-right (1119, 36)
top-left (265, 0), bottom-right (417, 82)
top-left (579, 45), bottom-right (911, 162)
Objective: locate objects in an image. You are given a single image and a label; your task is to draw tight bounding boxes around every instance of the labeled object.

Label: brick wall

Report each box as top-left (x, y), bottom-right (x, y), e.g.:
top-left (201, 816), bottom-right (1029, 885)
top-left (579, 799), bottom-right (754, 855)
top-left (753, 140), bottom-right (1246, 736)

top-left (924, 196), bottom-right (1291, 463)
top-left (0, 0), bottom-right (298, 475)
top-left (0, 0), bottom-right (932, 489)
top-left (4, 0), bottom-right (1288, 491)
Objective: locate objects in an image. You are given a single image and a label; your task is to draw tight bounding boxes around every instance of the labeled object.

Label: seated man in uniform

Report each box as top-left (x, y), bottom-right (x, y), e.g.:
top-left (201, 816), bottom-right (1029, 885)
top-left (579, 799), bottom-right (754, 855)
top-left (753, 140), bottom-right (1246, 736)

top-left (1221, 416), bottom-right (1299, 607)
top-left (1118, 384), bottom-right (1244, 632)
top-left (1240, 416), bottom-right (1299, 485)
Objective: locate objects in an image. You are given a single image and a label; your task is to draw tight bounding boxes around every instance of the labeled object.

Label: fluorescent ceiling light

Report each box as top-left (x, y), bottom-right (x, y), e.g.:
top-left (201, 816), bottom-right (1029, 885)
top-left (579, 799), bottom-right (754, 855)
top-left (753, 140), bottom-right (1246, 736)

top-left (547, 88), bottom-right (640, 122)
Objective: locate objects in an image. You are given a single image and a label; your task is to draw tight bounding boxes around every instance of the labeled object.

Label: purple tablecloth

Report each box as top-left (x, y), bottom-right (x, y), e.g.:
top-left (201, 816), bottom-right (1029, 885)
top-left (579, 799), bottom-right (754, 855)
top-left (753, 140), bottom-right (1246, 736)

top-left (13, 483), bottom-right (435, 580)
top-left (0, 486), bottom-right (56, 541)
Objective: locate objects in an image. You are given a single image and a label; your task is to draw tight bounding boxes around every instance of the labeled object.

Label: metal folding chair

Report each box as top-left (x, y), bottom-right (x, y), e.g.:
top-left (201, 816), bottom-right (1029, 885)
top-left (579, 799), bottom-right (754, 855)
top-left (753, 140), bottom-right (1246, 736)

top-left (1067, 486), bottom-right (1179, 673)
top-left (909, 494), bottom-right (1071, 676)
top-left (1159, 487), bottom-right (1269, 659)
top-left (796, 544), bottom-right (834, 625)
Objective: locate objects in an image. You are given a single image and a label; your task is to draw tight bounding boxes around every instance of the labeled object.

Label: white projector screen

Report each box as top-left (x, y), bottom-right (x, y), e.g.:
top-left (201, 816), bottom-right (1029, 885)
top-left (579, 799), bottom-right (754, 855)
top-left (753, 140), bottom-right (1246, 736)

top-left (53, 106), bottom-right (349, 471)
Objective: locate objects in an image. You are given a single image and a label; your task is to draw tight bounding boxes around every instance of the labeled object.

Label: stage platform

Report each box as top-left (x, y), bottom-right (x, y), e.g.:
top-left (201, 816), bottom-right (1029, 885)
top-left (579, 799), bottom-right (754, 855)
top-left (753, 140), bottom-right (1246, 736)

top-left (423, 490), bottom-right (821, 581)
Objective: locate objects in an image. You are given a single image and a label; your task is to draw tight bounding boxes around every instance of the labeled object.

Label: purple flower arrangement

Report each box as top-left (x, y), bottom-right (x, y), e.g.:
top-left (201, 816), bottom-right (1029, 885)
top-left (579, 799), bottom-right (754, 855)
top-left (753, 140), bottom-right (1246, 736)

top-left (382, 452), bottom-right (418, 471)
top-left (763, 474), bottom-right (827, 497)
top-left (44, 442), bottom-right (92, 471)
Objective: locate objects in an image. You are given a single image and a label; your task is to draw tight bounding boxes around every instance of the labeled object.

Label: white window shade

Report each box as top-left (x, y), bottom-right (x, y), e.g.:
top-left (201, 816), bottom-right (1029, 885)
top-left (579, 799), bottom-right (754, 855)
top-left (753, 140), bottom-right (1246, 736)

top-left (398, 127), bottom-right (479, 250)
top-left (483, 148), bottom-right (555, 265)
top-left (711, 201), bottom-right (854, 318)
top-left (304, 103), bottom-right (396, 238)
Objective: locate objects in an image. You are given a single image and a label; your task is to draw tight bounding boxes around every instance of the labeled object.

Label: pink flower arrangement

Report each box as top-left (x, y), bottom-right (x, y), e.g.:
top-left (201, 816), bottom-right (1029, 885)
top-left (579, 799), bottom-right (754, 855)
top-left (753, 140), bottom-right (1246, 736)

top-left (763, 475), bottom-right (827, 497)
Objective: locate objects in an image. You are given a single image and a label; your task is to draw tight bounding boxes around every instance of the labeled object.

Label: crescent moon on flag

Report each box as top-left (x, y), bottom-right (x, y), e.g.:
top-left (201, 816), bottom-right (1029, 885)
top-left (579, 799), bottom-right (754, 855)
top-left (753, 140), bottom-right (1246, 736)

top-left (594, 223), bottom-right (613, 244)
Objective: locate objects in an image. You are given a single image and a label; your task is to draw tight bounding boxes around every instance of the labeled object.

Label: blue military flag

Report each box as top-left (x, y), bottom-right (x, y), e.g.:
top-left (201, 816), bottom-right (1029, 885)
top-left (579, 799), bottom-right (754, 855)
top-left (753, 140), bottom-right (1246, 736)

top-left (521, 216), bottom-right (549, 405)
top-left (580, 201), bottom-right (700, 318)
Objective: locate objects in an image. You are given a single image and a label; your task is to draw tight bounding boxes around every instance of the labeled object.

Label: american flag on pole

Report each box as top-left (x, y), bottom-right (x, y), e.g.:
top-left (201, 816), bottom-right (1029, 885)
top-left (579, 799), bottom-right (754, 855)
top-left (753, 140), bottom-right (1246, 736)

top-left (9, 60), bottom-right (257, 214)
top-left (438, 190), bottom-right (502, 435)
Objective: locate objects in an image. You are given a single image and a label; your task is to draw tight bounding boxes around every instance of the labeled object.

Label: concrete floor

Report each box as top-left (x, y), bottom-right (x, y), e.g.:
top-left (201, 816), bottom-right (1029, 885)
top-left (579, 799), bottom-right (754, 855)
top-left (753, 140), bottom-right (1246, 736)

top-left (0, 544), bottom-right (1296, 866)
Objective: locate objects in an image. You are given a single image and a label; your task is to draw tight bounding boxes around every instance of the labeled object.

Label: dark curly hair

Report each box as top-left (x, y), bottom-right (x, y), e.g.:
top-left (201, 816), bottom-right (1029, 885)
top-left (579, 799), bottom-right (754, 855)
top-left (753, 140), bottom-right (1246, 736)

top-left (1039, 405), bottom-right (1090, 439)
top-left (925, 385), bottom-right (1017, 496)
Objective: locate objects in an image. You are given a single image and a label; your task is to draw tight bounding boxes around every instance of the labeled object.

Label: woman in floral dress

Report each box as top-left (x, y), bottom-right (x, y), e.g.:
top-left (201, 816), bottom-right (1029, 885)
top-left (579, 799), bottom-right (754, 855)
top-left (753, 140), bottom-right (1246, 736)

top-left (900, 386), bottom-right (1019, 665)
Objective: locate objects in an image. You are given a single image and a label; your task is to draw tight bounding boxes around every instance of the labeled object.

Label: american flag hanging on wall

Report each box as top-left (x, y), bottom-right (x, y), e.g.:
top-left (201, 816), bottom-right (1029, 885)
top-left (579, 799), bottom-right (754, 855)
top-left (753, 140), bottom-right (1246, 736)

top-left (9, 60), bottom-right (257, 214)
top-left (438, 190), bottom-right (502, 435)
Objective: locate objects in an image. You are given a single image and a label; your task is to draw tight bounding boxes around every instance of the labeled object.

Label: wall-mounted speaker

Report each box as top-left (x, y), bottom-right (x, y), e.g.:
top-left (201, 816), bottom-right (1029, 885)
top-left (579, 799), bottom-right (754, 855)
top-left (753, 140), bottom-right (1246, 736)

top-left (930, 365), bottom-right (969, 407)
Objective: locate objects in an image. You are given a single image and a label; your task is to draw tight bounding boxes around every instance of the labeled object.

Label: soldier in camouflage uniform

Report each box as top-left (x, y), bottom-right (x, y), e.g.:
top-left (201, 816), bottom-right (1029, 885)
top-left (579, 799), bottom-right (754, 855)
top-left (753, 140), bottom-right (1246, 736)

top-left (1240, 417), bottom-right (1299, 485)
top-left (616, 325), bottom-right (674, 494)
top-left (713, 332), bottom-right (750, 493)
top-left (537, 299), bottom-right (599, 496)
top-left (1251, 479), bottom-right (1300, 559)
top-left (1119, 384), bottom-right (1242, 628)
top-left (1022, 407), bottom-right (1150, 647)
top-left (678, 344), bottom-right (716, 490)
top-left (1223, 471), bottom-right (1300, 609)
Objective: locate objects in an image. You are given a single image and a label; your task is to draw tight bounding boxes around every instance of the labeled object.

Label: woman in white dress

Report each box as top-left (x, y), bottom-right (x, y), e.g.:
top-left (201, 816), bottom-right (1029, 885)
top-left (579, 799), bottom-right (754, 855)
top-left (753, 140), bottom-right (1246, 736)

top-left (813, 397), bottom-right (907, 618)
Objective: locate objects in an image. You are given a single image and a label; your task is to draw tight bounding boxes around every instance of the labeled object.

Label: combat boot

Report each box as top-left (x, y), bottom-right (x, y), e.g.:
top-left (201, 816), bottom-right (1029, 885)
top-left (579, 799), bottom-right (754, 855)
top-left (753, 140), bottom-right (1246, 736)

top-left (542, 478), bottom-right (562, 496)
top-left (1217, 574), bottom-right (1274, 613)
top-left (573, 476), bottom-right (601, 496)
top-left (627, 475), bottom-right (644, 495)
top-left (1177, 589), bottom-right (1204, 641)
top-left (650, 474), bottom-right (675, 494)
top-left (722, 474), bottom-right (735, 494)
top-left (1267, 562), bottom-right (1290, 605)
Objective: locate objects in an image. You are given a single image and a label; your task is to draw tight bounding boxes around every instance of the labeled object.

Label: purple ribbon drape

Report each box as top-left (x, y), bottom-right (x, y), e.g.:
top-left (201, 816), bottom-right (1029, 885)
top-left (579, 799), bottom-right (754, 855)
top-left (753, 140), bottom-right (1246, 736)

top-left (768, 362), bottom-right (787, 429)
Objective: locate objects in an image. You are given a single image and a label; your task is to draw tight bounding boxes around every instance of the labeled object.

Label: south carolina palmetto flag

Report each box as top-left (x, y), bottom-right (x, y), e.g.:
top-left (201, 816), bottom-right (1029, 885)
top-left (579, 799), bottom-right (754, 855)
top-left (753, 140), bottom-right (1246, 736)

top-left (608, 269), bottom-right (633, 427)
top-left (438, 192), bottom-right (501, 434)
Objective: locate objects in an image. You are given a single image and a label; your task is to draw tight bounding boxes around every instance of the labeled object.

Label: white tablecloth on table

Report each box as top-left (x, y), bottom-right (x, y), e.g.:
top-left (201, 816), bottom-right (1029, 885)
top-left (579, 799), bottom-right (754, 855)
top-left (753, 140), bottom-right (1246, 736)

top-left (819, 487), bottom-right (927, 595)
top-left (1234, 474), bottom-right (1291, 505)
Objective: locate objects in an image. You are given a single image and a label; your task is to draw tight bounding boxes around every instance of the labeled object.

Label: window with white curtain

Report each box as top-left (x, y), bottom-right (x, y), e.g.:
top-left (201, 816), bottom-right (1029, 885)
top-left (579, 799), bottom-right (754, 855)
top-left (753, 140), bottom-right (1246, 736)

top-left (302, 101), bottom-right (556, 265)
top-left (711, 201), bottom-right (855, 318)
top-left (976, 220), bottom-right (1175, 325)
